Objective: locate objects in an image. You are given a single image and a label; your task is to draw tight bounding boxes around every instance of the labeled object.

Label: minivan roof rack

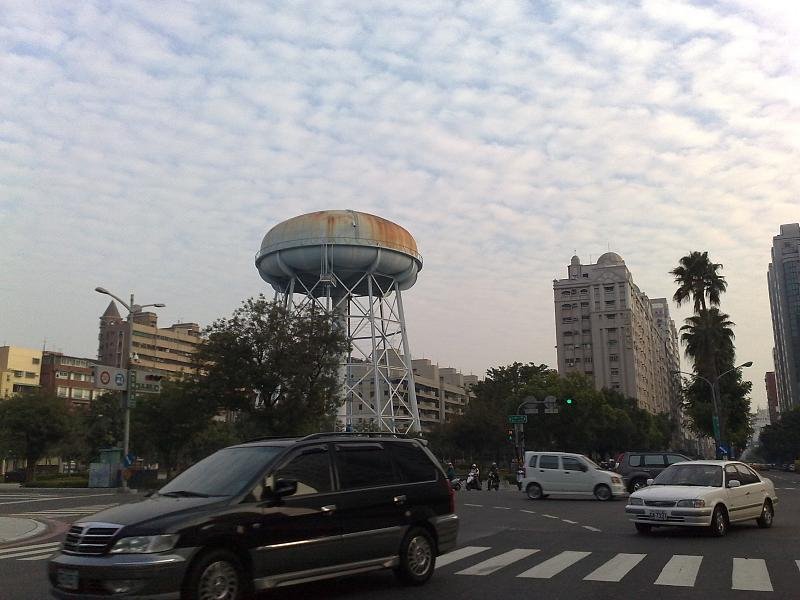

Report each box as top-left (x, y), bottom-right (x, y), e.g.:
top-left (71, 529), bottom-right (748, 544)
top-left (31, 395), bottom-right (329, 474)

top-left (301, 432), bottom-right (428, 445)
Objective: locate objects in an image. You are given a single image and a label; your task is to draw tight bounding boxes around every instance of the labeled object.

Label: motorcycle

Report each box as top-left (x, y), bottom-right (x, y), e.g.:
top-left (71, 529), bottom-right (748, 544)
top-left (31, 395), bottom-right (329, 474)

top-left (466, 472), bottom-right (482, 490)
top-left (450, 477), bottom-right (462, 491)
top-left (486, 471), bottom-right (500, 491)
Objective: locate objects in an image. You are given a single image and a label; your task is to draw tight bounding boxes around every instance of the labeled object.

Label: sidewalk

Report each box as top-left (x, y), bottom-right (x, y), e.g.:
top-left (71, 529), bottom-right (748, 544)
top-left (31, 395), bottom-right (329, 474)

top-left (0, 517), bottom-right (46, 544)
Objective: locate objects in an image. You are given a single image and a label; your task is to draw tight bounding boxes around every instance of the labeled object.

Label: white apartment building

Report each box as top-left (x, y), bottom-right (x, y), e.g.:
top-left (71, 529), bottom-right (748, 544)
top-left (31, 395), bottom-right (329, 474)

top-left (553, 252), bottom-right (680, 415)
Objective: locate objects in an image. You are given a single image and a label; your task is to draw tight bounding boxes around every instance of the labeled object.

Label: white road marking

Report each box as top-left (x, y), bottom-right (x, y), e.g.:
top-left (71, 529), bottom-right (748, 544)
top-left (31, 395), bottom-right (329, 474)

top-left (0, 547), bottom-right (60, 560)
top-left (562, 519), bottom-right (578, 524)
top-left (582, 526), bottom-right (601, 532)
top-left (456, 549), bottom-right (540, 576)
top-left (436, 546), bottom-right (491, 569)
top-left (655, 555), bottom-right (703, 587)
top-left (542, 514), bottom-right (558, 519)
top-left (517, 551), bottom-right (592, 579)
top-left (732, 558), bottom-right (772, 592)
top-left (0, 493), bottom-right (116, 506)
top-left (11, 503), bottom-right (116, 518)
top-left (492, 506), bottom-right (511, 510)
top-left (18, 554), bottom-right (55, 561)
top-left (0, 541), bottom-right (61, 555)
top-left (584, 553), bottom-right (646, 582)
top-left (463, 503), bottom-right (483, 508)
top-left (521, 509), bottom-right (536, 514)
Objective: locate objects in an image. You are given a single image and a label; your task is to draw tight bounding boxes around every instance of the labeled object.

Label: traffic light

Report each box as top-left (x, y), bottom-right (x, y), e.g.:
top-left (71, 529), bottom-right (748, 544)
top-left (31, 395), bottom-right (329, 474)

top-left (143, 374), bottom-right (163, 382)
top-left (565, 397), bottom-right (574, 406)
top-left (507, 429), bottom-right (514, 442)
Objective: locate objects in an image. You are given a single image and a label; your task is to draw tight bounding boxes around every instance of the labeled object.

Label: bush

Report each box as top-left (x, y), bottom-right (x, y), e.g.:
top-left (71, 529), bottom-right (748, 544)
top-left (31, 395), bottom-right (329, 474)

top-left (23, 475), bottom-right (88, 488)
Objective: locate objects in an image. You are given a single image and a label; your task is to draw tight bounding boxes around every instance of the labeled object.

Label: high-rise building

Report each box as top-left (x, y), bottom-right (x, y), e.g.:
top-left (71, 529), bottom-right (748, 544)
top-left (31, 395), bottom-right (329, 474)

top-left (768, 223), bottom-right (800, 411)
top-left (348, 351), bottom-right (478, 431)
top-left (553, 253), bottom-right (679, 414)
top-left (0, 346), bottom-right (42, 399)
top-left (98, 301), bottom-right (201, 378)
top-left (765, 371), bottom-right (780, 425)
top-left (749, 407), bottom-right (771, 448)
top-left (39, 352), bottom-right (105, 409)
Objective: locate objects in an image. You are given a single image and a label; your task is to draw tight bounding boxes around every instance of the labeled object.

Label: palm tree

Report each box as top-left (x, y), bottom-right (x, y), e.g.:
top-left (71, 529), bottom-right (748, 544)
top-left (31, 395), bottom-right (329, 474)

top-left (671, 251), bottom-right (727, 313)
top-left (680, 308), bottom-right (736, 377)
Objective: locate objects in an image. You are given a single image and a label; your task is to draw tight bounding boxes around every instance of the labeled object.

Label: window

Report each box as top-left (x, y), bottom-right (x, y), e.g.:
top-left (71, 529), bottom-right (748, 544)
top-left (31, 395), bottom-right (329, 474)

top-left (735, 464), bottom-right (759, 485)
top-left (604, 286), bottom-right (614, 292)
top-left (56, 371), bottom-right (68, 379)
top-left (610, 368), bottom-right (619, 375)
top-left (582, 273), bottom-right (589, 278)
top-left (628, 455), bottom-right (641, 467)
top-left (528, 455), bottom-right (539, 467)
top-left (57, 386), bottom-right (69, 397)
top-left (609, 354), bottom-right (619, 362)
top-left (666, 454), bottom-right (687, 465)
top-left (24, 371), bottom-right (36, 378)
top-left (391, 442), bottom-right (436, 483)
top-left (272, 446), bottom-right (333, 496)
top-left (644, 454), bottom-right (665, 467)
top-left (31, 357), bottom-right (40, 365)
top-left (336, 444), bottom-right (399, 489)
top-left (724, 465), bottom-right (739, 484)
top-left (562, 457), bottom-right (584, 471)
top-left (539, 455), bottom-right (560, 469)
top-left (608, 339), bottom-right (617, 346)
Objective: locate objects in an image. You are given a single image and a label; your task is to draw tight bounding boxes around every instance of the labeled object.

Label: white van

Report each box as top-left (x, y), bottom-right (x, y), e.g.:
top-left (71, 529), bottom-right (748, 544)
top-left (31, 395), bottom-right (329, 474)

top-left (521, 451), bottom-right (627, 501)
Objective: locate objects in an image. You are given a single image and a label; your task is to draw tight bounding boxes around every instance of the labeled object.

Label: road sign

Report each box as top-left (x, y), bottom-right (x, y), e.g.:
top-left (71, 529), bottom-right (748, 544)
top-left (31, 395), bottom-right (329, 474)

top-left (123, 453), bottom-right (136, 467)
top-left (523, 406), bottom-right (540, 414)
top-left (93, 365), bottom-right (128, 391)
top-left (544, 395), bottom-right (557, 404)
top-left (508, 414), bottom-right (528, 424)
top-left (131, 370), bottom-right (162, 394)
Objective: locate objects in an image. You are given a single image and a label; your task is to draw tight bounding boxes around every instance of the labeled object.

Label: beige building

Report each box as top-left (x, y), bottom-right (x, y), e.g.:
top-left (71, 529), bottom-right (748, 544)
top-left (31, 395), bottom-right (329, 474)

top-left (348, 351), bottom-right (478, 431)
top-left (0, 346), bottom-right (42, 399)
top-left (553, 253), bottom-right (679, 415)
top-left (98, 302), bottom-right (201, 378)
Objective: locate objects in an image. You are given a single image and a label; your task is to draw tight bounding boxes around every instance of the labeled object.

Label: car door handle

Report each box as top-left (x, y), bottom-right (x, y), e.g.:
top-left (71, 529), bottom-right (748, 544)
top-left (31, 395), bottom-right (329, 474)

top-left (394, 495), bottom-right (407, 505)
top-left (564, 471), bottom-right (571, 474)
top-left (321, 504), bottom-right (337, 514)
top-left (539, 470), bottom-right (545, 473)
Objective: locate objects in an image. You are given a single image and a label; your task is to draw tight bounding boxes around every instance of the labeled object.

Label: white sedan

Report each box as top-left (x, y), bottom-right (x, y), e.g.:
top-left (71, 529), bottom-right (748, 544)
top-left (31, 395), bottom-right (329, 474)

top-left (624, 460), bottom-right (778, 537)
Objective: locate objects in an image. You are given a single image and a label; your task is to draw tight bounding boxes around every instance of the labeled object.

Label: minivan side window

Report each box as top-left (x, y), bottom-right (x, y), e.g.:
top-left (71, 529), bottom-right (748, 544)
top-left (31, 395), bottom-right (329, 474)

top-left (272, 446), bottom-right (333, 496)
top-left (666, 454), bottom-right (686, 465)
top-left (336, 444), bottom-right (400, 489)
top-left (628, 455), bottom-right (641, 467)
top-left (562, 457), bottom-right (584, 471)
top-left (528, 455), bottom-right (539, 467)
top-left (539, 455), bottom-right (560, 469)
top-left (644, 455), bottom-right (665, 467)
top-left (390, 442), bottom-right (436, 483)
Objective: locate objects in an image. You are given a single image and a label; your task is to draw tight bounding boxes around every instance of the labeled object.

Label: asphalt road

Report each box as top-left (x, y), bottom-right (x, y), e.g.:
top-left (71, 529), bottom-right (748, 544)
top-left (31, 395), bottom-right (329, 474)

top-left (2, 472), bottom-right (800, 599)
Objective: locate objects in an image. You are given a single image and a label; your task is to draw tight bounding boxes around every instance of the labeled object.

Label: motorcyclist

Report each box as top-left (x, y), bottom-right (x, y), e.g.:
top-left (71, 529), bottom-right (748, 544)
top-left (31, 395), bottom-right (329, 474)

top-left (488, 462), bottom-right (500, 489)
top-left (469, 463), bottom-right (480, 480)
top-left (446, 462), bottom-right (456, 481)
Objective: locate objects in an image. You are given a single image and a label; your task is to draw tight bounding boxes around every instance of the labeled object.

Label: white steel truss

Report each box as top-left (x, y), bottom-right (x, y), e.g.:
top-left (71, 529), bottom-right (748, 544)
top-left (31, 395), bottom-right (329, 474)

top-left (276, 263), bottom-right (421, 434)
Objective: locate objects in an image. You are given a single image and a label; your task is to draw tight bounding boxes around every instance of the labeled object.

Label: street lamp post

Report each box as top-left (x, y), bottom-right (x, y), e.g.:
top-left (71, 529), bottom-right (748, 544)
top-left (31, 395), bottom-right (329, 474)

top-left (95, 287), bottom-right (165, 491)
top-left (672, 361), bottom-right (753, 459)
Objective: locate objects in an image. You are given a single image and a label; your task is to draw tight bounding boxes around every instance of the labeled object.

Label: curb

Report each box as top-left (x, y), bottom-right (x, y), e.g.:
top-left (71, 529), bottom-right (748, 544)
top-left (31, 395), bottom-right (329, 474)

top-left (0, 518), bottom-right (47, 545)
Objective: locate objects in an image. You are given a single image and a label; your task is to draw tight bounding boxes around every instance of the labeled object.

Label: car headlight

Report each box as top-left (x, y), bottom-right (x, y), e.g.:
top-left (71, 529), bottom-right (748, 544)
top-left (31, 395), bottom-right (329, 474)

top-left (109, 535), bottom-right (179, 554)
top-left (676, 499), bottom-right (705, 508)
top-left (611, 476), bottom-right (622, 484)
top-left (629, 497), bottom-right (644, 505)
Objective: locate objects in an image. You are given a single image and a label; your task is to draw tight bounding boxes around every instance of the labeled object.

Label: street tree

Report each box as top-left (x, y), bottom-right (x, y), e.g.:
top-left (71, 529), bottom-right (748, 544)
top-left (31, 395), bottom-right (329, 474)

top-left (83, 392), bottom-right (124, 462)
top-left (759, 408), bottom-right (800, 462)
top-left (0, 390), bottom-right (69, 482)
top-left (671, 251), bottom-right (727, 313)
top-left (195, 296), bottom-right (350, 437)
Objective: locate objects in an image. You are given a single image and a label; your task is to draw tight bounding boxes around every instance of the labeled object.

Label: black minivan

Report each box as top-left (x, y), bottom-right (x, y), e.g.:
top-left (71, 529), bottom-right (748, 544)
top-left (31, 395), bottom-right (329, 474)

top-left (48, 433), bottom-right (458, 599)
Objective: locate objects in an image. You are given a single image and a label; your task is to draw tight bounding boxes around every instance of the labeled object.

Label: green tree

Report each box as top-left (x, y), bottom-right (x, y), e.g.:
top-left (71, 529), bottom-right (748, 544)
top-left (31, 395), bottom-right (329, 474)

top-left (132, 380), bottom-right (219, 477)
top-left (83, 392), bottom-right (124, 461)
top-left (0, 390), bottom-right (69, 482)
top-left (195, 296), bottom-right (350, 437)
top-left (671, 251), bottom-right (727, 313)
top-left (679, 309), bottom-right (735, 377)
top-left (759, 408), bottom-right (800, 462)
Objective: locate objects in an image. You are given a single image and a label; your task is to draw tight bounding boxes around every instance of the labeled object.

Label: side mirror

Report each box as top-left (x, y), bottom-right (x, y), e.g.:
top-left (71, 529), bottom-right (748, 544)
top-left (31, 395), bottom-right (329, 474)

top-left (273, 478), bottom-right (298, 497)
top-left (646, 478), bottom-right (654, 486)
top-left (727, 479), bottom-right (741, 488)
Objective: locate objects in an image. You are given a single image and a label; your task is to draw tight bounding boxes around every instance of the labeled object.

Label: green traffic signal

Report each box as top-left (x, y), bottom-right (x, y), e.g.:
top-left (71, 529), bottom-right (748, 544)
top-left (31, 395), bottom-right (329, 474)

top-left (565, 398), bottom-right (573, 405)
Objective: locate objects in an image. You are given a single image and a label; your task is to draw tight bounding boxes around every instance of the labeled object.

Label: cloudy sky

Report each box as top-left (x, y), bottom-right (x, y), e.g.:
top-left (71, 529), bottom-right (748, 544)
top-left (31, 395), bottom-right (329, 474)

top-left (2, 1), bottom-right (799, 410)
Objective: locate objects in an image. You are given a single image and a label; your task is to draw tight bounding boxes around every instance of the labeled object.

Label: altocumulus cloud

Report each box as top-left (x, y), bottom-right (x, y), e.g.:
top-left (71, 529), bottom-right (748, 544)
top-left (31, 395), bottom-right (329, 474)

top-left (1, 0), bottom-right (799, 408)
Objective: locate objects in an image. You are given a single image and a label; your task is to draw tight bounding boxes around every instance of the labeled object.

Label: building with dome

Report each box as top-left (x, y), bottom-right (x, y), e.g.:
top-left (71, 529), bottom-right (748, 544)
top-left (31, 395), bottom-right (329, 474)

top-left (553, 252), bottom-right (680, 416)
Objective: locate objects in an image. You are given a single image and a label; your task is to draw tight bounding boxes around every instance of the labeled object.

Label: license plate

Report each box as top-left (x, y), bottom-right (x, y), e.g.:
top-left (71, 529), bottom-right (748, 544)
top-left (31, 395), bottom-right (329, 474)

top-left (648, 511), bottom-right (669, 521)
top-left (57, 569), bottom-right (79, 591)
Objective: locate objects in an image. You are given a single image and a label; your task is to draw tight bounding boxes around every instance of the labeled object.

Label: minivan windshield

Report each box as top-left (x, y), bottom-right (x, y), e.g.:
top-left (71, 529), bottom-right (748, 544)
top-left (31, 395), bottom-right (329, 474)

top-left (652, 464), bottom-right (722, 487)
top-left (159, 446), bottom-right (283, 497)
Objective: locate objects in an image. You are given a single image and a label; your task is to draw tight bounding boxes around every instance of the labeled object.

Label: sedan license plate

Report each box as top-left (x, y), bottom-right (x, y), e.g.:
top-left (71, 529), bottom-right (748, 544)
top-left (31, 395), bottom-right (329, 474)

top-left (57, 569), bottom-right (79, 591)
top-left (648, 510), bottom-right (669, 521)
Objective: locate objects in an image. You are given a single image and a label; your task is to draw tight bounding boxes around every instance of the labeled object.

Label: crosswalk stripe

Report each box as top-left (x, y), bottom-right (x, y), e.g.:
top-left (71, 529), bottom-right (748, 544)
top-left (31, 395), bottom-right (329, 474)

top-left (18, 553), bottom-right (55, 561)
top-left (655, 555), bottom-right (703, 587)
top-left (584, 553), bottom-right (646, 582)
top-left (0, 547), bottom-right (59, 560)
top-left (732, 558), bottom-right (772, 592)
top-left (0, 542), bottom-right (60, 555)
top-left (456, 549), bottom-right (539, 576)
top-left (517, 551), bottom-right (592, 579)
top-left (436, 546), bottom-right (491, 569)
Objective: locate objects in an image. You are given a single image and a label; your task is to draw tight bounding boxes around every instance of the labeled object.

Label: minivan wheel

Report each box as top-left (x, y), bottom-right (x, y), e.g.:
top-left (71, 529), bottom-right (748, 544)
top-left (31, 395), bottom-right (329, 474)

top-left (630, 478), bottom-right (647, 493)
top-left (594, 484), bottom-right (612, 501)
top-left (710, 506), bottom-right (729, 537)
top-left (183, 549), bottom-right (247, 600)
top-left (395, 527), bottom-right (435, 585)
top-left (526, 483), bottom-right (543, 500)
top-left (756, 500), bottom-right (774, 528)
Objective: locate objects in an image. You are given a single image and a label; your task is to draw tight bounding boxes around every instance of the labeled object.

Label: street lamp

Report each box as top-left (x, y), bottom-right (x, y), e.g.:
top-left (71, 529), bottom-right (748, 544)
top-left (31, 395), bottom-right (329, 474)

top-left (672, 361), bottom-right (753, 459)
top-left (95, 287), bottom-right (165, 491)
